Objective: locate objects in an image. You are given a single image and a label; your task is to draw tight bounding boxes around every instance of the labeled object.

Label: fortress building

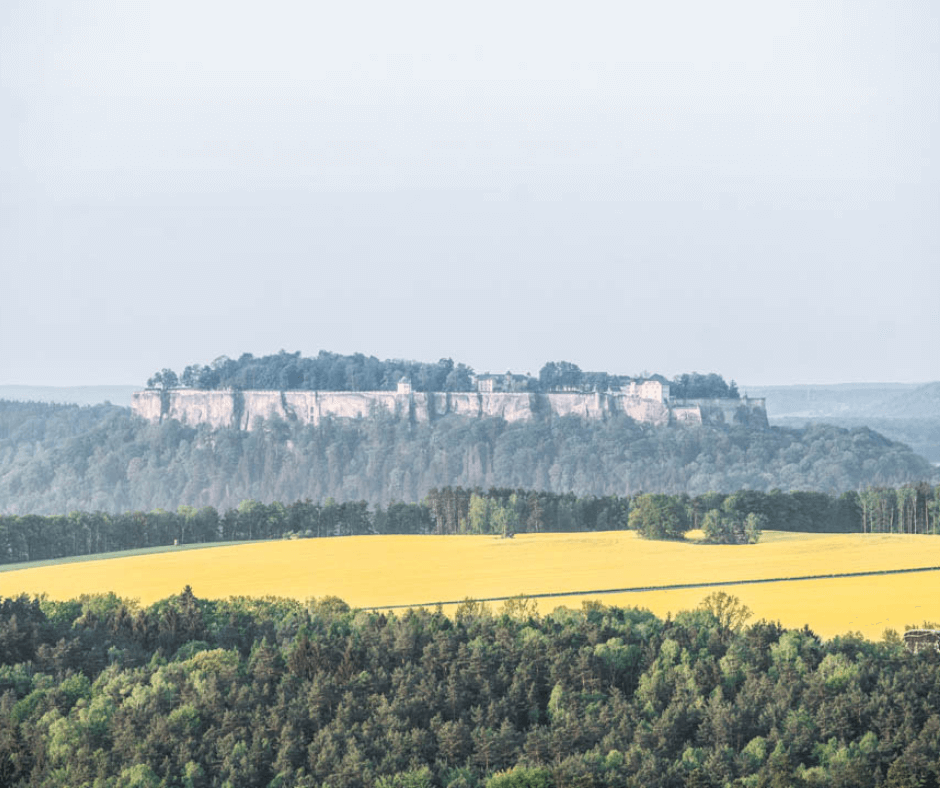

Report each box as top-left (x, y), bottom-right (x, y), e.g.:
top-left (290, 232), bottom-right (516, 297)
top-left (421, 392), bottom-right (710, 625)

top-left (132, 377), bottom-right (767, 431)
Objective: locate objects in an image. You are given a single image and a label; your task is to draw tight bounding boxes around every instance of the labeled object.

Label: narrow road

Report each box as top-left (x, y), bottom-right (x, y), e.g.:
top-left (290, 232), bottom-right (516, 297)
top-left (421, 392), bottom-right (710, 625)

top-left (369, 565), bottom-right (940, 610)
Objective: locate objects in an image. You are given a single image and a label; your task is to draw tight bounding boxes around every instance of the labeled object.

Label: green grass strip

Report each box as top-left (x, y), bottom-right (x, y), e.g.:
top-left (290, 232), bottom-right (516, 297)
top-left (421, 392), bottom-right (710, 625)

top-left (0, 541), bottom-right (261, 572)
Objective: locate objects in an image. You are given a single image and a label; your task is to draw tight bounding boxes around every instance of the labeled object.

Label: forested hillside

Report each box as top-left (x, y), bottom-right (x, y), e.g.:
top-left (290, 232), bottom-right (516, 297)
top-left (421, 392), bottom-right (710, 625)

top-left (2, 589), bottom-right (940, 787)
top-left (0, 401), bottom-right (934, 515)
top-left (749, 382), bottom-right (940, 462)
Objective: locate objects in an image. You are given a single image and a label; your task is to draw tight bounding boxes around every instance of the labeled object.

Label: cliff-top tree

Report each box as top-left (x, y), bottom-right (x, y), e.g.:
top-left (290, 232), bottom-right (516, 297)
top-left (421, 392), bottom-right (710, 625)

top-left (538, 361), bottom-right (583, 391)
top-left (146, 368), bottom-right (178, 390)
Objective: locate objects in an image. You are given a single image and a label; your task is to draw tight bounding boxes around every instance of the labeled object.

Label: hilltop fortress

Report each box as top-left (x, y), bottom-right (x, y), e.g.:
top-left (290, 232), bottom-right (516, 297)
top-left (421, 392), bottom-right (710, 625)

top-left (132, 376), bottom-right (767, 431)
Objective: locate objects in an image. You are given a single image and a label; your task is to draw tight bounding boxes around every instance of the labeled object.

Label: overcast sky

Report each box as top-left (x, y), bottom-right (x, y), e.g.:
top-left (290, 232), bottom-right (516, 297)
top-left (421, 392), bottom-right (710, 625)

top-left (2, 0), bottom-right (937, 387)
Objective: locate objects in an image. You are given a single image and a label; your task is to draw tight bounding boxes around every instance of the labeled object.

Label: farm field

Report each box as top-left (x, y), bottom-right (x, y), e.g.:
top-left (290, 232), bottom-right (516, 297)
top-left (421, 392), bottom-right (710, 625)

top-left (1, 530), bottom-right (939, 639)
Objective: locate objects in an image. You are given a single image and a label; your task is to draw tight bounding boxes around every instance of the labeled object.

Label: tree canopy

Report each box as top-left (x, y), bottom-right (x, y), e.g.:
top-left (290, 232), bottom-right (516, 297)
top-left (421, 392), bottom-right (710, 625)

top-left (145, 350), bottom-right (741, 397)
top-left (1, 589), bottom-right (939, 787)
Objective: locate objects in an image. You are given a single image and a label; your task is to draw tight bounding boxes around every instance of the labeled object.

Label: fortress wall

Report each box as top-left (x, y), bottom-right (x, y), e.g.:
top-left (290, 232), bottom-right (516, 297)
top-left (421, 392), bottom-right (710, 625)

top-left (621, 397), bottom-right (671, 426)
top-left (480, 393), bottom-right (535, 422)
top-left (252, 391), bottom-right (433, 428)
top-left (433, 392), bottom-right (480, 418)
top-left (546, 392), bottom-right (609, 419)
top-left (313, 392), bottom-right (400, 423)
top-left (429, 393), bottom-right (534, 422)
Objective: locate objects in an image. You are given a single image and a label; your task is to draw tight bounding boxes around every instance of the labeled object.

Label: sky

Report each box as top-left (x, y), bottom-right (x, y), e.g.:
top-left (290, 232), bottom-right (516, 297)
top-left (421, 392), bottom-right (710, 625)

top-left (2, 0), bottom-right (938, 387)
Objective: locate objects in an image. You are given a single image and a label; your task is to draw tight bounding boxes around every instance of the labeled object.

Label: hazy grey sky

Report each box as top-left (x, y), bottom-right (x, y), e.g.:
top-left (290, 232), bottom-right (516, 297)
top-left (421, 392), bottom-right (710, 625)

top-left (2, 0), bottom-right (938, 387)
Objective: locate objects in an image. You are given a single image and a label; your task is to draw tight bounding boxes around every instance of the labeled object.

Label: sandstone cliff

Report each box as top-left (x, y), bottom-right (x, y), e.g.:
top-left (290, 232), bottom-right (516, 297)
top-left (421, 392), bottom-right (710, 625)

top-left (132, 389), bottom-right (768, 431)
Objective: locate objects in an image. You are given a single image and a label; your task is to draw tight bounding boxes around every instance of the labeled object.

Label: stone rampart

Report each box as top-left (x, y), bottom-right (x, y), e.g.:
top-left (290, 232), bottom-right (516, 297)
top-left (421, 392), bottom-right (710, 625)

top-left (429, 392), bottom-right (534, 422)
top-left (620, 397), bottom-right (673, 426)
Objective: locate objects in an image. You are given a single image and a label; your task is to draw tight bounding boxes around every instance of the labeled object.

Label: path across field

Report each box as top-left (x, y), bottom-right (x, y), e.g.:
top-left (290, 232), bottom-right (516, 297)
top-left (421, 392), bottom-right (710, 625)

top-left (368, 564), bottom-right (940, 610)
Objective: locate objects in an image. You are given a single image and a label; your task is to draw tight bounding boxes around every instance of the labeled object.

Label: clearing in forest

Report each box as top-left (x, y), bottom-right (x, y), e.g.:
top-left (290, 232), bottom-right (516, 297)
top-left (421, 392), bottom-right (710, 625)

top-left (1, 530), bottom-right (938, 639)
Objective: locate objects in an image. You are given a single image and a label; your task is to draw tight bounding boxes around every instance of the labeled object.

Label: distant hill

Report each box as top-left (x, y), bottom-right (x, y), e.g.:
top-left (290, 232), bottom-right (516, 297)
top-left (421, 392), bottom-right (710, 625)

top-left (0, 385), bottom-right (137, 407)
top-left (0, 400), bottom-right (934, 515)
top-left (869, 382), bottom-right (940, 420)
top-left (746, 382), bottom-right (940, 462)
top-left (745, 382), bottom-right (915, 419)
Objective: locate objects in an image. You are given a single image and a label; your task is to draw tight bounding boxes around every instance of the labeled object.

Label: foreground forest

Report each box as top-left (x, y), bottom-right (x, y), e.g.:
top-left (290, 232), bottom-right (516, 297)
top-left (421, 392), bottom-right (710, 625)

top-left (0, 401), bottom-right (934, 515)
top-left (1, 589), bottom-right (939, 787)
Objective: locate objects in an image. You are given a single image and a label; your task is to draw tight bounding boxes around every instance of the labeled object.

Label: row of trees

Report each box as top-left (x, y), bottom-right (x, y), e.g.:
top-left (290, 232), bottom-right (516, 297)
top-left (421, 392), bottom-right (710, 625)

top-left (3, 484), bottom-right (940, 565)
top-left (536, 366), bottom-right (740, 398)
top-left (2, 588), bottom-right (940, 786)
top-left (2, 399), bottom-right (934, 516)
top-left (669, 372), bottom-right (740, 400)
top-left (145, 350), bottom-right (740, 398)
top-left (857, 484), bottom-right (940, 534)
top-left (627, 486), bottom-right (940, 543)
top-left (423, 489), bottom-right (629, 537)
top-left (148, 351), bottom-right (477, 393)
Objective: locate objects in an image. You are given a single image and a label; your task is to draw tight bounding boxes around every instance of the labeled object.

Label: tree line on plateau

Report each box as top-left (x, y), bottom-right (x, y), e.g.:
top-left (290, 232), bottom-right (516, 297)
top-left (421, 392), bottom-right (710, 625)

top-left (145, 349), bottom-right (739, 398)
top-left (2, 587), bottom-right (940, 787)
top-left (2, 485), bottom-right (940, 566)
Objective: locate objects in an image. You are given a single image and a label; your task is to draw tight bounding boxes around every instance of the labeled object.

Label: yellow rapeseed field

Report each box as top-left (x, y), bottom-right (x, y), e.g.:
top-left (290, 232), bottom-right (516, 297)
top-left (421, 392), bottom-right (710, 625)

top-left (2, 530), bottom-right (939, 640)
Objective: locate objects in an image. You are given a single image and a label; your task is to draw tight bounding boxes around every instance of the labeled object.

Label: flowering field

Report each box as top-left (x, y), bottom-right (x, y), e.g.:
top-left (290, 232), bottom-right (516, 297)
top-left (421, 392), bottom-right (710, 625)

top-left (2, 530), bottom-right (939, 639)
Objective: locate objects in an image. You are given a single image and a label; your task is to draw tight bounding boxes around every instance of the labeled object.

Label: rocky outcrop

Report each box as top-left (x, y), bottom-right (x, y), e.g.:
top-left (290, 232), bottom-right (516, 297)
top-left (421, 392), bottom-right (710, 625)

top-left (131, 390), bottom-right (767, 431)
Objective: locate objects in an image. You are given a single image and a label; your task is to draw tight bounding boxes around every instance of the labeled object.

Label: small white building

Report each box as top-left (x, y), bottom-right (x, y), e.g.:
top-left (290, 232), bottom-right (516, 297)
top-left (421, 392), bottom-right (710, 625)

top-left (623, 379), bottom-right (670, 403)
top-left (475, 375), bottom-right (497, 393)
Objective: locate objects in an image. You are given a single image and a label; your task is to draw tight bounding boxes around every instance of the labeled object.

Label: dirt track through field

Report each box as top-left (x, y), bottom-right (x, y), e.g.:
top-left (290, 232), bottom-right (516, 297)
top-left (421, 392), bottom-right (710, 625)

top-left (369, 565), bottom-right (940, 610)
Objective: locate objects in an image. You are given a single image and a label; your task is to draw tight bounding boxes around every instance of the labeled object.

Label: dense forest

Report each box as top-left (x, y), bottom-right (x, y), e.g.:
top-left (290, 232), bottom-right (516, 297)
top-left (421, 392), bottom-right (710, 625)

top-left (145, 350), bottom-right (739, 398)
top-left (0, 400), bottom-right (934, 516)
top-left (3, 485), bottom-right (939, 567)
top-left (2, 588), bottom-right (940, 787)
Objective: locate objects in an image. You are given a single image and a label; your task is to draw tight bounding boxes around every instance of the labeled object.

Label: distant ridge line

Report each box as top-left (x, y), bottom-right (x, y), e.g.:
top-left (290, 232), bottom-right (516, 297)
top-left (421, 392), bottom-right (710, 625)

top-left (367, 565), bottom-right (940, 610)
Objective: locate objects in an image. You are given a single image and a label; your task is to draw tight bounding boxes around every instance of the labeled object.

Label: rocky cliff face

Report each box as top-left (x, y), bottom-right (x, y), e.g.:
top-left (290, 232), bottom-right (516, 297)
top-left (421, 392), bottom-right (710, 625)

top-left (131, 390), bottom-right (767, 430)
top-left (165, 390), bottom-right (236, 429)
